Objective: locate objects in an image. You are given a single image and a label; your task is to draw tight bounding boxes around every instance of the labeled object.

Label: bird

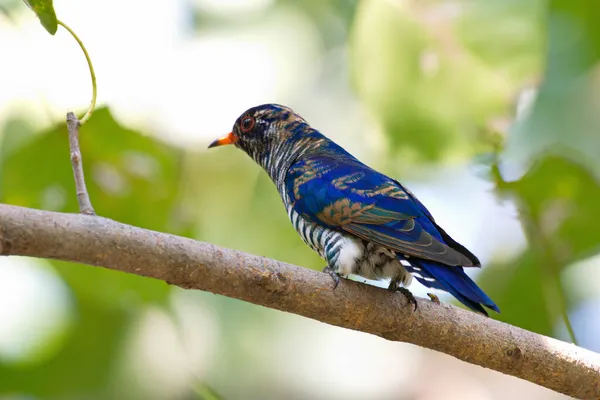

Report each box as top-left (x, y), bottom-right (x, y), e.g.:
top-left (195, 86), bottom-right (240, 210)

top-left (208, 104), bottom-right (499, 315)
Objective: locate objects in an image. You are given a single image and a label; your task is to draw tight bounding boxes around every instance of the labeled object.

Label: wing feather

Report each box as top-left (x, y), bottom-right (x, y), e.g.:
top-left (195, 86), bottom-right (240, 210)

top-left (285, 156), bottom-right (475, 267)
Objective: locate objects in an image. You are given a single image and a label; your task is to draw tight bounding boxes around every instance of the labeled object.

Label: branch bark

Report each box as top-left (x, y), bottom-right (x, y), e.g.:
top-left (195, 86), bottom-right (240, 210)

top-left (0, 204), bottom-right (598, 399)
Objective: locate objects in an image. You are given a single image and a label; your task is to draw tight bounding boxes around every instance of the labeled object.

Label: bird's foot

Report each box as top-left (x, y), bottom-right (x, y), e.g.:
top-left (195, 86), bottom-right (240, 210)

top-left (323, 266), bottom-right (340, 290)
top-left (398, 287), bottom-right (418, 311)
top-left (427, 293), bottom-right (441, 305)
top-left (388, 280), bottom-right (417, 311)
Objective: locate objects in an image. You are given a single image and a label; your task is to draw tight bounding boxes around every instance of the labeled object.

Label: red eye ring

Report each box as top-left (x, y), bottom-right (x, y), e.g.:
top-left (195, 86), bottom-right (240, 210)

top-left (240, 116), bottom-right (255, 133)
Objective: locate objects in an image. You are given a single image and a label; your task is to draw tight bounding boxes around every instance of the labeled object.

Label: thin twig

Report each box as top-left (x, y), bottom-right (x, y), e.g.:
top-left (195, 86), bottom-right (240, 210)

top-left (66, 112), bottom-right (95, 215)
top-left (0, 204), bottom-right (598, 399)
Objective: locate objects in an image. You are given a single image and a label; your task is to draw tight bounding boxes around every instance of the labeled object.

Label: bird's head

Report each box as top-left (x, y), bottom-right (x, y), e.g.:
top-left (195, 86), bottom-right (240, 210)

top-left (208, 104), bottom-right (310, 168)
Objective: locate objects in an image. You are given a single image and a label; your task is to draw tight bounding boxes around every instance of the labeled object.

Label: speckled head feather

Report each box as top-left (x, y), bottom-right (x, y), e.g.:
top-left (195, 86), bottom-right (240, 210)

top-left (232, 104), bottom-right (301, 151)
top-left (216, 104), bottom-right (327, 184)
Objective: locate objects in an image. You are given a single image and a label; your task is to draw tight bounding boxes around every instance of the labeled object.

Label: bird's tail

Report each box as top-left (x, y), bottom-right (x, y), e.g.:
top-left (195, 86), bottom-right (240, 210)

top-left (404, 259), bottom-right (500, 315)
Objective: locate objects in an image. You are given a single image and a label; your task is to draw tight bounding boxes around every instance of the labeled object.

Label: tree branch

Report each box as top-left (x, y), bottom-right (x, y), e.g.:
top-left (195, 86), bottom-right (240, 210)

top-left (0, 204), bottom-right (598, 398)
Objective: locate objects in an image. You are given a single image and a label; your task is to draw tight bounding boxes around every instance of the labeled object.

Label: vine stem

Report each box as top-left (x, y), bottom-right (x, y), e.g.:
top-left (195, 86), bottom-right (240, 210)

top-left (523, 214), bottom-right (579, 345)
top-left (489, 148), bottom-right (577, 345)
top-left (57, 20), bottom-right (97, 125)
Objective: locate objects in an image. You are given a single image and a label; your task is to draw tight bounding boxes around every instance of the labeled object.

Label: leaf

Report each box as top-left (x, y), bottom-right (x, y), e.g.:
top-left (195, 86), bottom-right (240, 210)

top-left (0, 107), bottom-right (193, 308)
top-left (503, 0), bottom-right (600, 177)
top-left (482, 0), bottom-right (600, 338)
top-left (479, 253), bottom-right (554, 335)
top-left (350, 0), bottom-right (513, 162)
top-left (509, 155), bottom-right (600, 262)
top-left (482, 154), bottom-right (600, 336)
top-left (456, 0), bottom-right (545, 80)
top-left (22, 0), bottom-right (57, 35)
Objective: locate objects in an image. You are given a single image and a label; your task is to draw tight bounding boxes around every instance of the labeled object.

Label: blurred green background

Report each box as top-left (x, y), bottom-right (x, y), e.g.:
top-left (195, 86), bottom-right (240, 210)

top-left (0, 0), bottom-right (598, 399)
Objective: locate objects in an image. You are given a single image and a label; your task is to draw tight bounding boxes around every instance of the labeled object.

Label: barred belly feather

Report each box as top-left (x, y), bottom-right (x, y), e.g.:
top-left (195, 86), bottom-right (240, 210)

top-left (284, 194), bottom-right (412, 287)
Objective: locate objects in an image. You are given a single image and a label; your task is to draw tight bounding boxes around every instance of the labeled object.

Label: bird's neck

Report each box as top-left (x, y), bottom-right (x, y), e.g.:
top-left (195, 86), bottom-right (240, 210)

top-left (255, 129), bottom-right (329, 186)
top-left (254, 140), bottom-right (300, 186)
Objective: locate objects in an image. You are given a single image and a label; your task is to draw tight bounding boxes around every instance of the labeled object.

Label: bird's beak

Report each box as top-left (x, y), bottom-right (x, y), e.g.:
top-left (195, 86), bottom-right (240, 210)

top-left (208, 132), bottom-right (238, 148)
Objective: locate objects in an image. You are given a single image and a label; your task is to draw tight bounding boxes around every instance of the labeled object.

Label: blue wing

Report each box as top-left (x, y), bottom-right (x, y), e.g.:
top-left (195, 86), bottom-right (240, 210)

top-left (285, 155), bottom-right (478, 267)
top-left (285, 154), bottom-right (499, 315)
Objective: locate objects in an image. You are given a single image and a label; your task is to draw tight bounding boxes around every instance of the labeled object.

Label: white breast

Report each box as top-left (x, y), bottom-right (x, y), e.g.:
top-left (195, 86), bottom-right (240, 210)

top-left (335, 236), bottom-right (365, 276)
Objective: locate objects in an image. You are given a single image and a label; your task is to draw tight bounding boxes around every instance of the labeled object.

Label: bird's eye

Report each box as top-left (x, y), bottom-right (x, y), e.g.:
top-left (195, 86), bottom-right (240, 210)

top-left (240, 116), bottom-right (255, 133)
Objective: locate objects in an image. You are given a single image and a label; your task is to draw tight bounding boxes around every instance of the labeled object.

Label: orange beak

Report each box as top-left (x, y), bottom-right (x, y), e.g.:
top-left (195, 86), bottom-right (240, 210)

top-left (208, 132), bottom-right (238, 148)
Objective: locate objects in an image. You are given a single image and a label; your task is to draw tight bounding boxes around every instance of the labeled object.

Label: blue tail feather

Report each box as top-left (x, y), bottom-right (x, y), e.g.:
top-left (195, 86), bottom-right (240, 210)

top-left (403, 259), bottom-right (500, 316)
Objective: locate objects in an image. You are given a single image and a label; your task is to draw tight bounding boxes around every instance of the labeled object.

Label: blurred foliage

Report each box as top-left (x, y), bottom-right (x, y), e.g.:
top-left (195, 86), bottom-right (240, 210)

top-left (0, 297), bottom-right (129, 398)
top-left (0, 108), bottom-right (193, 398)
top-left (479, 0), bottom-right (600, 338)
top-left (193, 0), bottom-right (358, 49)
top-left (350, 0), bottom-right (542, 162)
top-left (0, 107), bottom-right (193, 306)
top-left (1, 0), bottom-right (600, 398)
top-left (0, 0), bottom-right (20, 18)
top-left (482, 156), bottom-right (600, 335)
top-left (505, 0), bottom-right (600, 176)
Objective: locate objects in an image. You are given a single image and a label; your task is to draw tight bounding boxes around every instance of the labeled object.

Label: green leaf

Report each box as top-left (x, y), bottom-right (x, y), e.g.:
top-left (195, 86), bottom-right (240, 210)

top-left (483, 154), bottom-right (600, 336)
top-left (350, 0), bottom-right (512, 162)
top-left (480, 253), bottom-right (554, 335)
top-left (456, 0), bottom-right (545, 81)
top-left (0, 107), bottom-right (193, 308)
top-left (485, 0), bottom-right (600, 338)
top-left (504, 0), bottom-right (600, 176)
top-left (509, 155), bottom-right (600, 262)
top-left (22, 0), bottom-right (57, 35)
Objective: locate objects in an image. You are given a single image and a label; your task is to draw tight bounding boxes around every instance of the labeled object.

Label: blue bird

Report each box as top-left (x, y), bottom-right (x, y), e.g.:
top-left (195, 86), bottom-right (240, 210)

top-left (209, 104), bottom-right (499, 315)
